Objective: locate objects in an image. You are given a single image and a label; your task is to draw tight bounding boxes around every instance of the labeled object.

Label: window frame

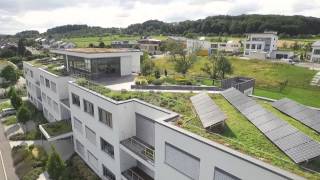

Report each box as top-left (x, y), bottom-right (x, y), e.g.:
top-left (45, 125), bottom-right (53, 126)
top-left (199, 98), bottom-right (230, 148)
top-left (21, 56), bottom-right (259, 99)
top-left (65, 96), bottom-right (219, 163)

top-left (98, 107), bottom-right (113, 128)
top-left (102, 164), bottom-right (116, 180)
top-left (83, 99), bottom-right (94, 116)
top-left (71, 93), bottom-right (80, 107)
top-left (100, 137), bottom-right (114, 158)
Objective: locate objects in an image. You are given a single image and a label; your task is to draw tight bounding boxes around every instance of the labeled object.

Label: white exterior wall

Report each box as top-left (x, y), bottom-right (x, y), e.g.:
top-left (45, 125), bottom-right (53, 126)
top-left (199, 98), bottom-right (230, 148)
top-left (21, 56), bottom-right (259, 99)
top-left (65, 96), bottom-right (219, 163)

top-left (23, 62), bottom-right (72, 122)
top-left (244, 33), bottom-right (278, 59)
top-left (68, 81), bottom-right (302, 180)
top-left (120, 56), bottom-right (132, 76)
top-left (311, 46), bottom-right (320, 63)
top-left (187, 39), bottom-right (211, 51)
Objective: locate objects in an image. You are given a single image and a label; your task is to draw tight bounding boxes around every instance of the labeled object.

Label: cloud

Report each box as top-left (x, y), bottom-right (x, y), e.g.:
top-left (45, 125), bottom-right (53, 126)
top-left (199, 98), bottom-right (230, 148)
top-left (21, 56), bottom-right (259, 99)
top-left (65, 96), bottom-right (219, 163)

top-left (0, 0), bottom-right (320, 34)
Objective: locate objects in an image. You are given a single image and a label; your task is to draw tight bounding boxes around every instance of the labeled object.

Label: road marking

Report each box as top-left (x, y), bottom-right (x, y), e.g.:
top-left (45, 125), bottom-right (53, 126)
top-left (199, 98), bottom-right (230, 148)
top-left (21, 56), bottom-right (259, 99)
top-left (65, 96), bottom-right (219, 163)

top-left (0, 150), bottom-right (8, 180)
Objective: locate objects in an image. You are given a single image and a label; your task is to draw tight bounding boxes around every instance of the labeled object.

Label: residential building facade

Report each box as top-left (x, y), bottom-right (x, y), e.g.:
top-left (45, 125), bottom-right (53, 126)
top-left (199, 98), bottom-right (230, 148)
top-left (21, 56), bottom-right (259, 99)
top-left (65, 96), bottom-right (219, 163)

top-left (138, 39), bottom-right (162, 55)
top-left (311, 41), bottom-right (320, 63)
top-left (244, 32), bottom-right (278, 59)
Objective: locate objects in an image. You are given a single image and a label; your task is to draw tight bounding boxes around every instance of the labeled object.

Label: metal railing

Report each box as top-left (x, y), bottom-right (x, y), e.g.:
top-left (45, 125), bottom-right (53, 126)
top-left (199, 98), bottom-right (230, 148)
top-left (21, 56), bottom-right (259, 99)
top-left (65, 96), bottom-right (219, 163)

top-left (123, 168), bottom-right (147, 180)
top-left (126, 137), bottom-right (155, 162)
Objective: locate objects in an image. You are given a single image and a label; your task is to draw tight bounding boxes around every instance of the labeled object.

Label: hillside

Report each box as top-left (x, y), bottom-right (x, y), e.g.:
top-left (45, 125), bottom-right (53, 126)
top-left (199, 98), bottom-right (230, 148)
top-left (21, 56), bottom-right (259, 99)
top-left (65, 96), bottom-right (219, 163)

top-left (15, 14), bottom-right (320, 38)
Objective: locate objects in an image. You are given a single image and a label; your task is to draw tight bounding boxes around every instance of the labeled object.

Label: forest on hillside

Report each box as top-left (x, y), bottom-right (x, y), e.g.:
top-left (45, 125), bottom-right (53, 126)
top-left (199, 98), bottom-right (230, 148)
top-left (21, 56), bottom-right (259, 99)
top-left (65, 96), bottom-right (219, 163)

top-left (12, 15), bottom-right (320, 38)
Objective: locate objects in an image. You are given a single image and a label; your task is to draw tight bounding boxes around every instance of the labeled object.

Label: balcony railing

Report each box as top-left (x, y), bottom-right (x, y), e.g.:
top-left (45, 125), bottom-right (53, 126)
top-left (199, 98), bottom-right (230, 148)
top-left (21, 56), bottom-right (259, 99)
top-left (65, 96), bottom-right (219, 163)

top-left (122, 167), bottom-right (154, 180)
top-left (121, 137), bottom-right (155, 164)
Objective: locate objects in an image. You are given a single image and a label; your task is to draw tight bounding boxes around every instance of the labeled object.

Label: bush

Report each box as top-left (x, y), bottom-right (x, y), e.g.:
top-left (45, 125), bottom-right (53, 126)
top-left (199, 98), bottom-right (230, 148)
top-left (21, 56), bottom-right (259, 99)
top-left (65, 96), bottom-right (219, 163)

top-left (15, 156), bottom-right (34, 178)
top-left (176, 78), bottom-right (193, 85)
top-left (21, 167), bottom-right (44, 180)
top-left (65, 154), bottom-right (100, 180)
top-left (135, 78), bottom-right (148, 85)
top-left (12, 145), bottom-right (29, 166)
top-left (146, 76), bottom-right (156, 84)
top-left (152, 79), bottom-right (163, 85)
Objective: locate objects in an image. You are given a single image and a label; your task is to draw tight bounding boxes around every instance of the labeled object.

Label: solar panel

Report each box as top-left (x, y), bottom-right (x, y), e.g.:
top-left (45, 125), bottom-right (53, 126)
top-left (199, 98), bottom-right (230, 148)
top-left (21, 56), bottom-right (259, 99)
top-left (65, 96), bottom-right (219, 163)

top-left (221, 88), bottom-right (320, 164)
top-left (190, 93), bottom-right (227, 129)
top-left (272, 98), bottom-right (320, 134)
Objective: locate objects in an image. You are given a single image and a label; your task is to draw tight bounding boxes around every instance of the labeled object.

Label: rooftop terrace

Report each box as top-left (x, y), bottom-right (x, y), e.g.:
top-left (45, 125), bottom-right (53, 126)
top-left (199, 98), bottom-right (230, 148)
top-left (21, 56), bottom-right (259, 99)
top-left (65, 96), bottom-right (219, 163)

top-left (74, 79), bottom-right (320, 179)
top-left (28, 59), bottom-right (68, 76)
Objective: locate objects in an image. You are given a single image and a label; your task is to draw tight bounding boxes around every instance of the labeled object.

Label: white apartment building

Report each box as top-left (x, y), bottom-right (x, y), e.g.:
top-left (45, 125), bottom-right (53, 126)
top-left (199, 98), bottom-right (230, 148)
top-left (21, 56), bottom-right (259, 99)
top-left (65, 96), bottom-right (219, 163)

top-left (311, 41), bottom-right (320, 63)
top-left (23, 48), bottom-right (303, 180)
top-left (244, 32), bottom-right (278, 59)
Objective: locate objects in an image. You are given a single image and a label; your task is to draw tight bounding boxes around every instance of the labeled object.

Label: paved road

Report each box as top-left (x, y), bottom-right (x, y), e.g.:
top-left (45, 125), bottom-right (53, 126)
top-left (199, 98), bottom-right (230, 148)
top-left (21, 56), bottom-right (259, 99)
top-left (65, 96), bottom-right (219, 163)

top-left (0, 122), bottom-right (18, 180)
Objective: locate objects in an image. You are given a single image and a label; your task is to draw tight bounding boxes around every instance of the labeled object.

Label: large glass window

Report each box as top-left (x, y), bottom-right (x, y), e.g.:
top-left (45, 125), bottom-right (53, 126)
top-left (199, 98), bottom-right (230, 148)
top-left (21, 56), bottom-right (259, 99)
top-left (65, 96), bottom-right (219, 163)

top-left (71, 93), bottom-right (80, 107)
top-left (100, 137), bottom-right (114, 158)
top-left (83, 99), bottom-right (94, 116)
top-left (45, 78), bottom-right (50, 88)
top-left (102, 165), bottom-right (115, 180)
top-left (90, 57), bottom-right (120, 76)
top-left (98, 107), bottom-right (112, 128)
top-left (68, 56), bottom-right (91, 72)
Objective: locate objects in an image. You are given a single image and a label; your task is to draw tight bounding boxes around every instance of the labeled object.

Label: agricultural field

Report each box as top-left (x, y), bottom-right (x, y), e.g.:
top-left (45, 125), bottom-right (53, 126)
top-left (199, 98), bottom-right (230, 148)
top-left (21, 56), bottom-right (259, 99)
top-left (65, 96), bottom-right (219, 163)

top-left (63, 35), bottom-right (168, 48)
top-left (154, 56), bottom-right (320, 107)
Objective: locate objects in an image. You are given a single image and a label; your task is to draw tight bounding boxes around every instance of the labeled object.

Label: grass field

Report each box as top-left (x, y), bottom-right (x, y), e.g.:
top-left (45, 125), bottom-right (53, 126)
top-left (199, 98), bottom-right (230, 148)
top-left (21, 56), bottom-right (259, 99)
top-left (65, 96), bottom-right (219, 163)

top-left (154, 56), bottom-right (320, 107)
top-left (63, 35), bottom-right (168, 48)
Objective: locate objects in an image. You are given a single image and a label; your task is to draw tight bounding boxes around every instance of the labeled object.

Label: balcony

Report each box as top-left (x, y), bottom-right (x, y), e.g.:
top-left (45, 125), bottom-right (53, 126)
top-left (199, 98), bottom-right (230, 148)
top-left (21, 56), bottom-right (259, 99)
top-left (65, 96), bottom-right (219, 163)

top-left (121, 137), bottom-right (155, 164)
top-left (122, 167), bottom-right (154, 180)
top-left (39, 119), bottom-right (72, 141)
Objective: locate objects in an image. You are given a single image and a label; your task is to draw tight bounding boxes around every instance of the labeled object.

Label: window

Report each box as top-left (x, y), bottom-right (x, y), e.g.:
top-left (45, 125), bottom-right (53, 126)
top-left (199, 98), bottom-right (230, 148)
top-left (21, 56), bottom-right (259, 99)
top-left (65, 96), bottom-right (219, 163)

top-left (165, 143), bottom-right (200, 180)
top-left (42, 93), bottom-right (46, 103)
top-left (51, 82), bottom-right (57, 93)
top-left (100, 137), bottom-right (114, 158)
top-left (87, 150), bottom-right (98, 170)
top-left (245, 44), bottom-right (250, 49)
top-left (47, 96), bottom-right (52, 107)
top-left (76, 139), bottom-right (85, 157)
top-left (53, 101), bottom-right (59, 112)
top-left (314, 49), bottom-right (320, 55)
top-left (40, 76), bottom-right (44, 85)
top-left (98, 107), bottom-right (112, 128)
top-left (30, 70), bottom-right (33, 78)
top-left (102, 165), bottom-right (115, 180)
top-left (45, 78), bottom-right (50, 88)
top-left (73, 117), bottom-right (83, 134)
top-left (85, 126), bottom-right (96, 145)
top-left (71, 93), bottom-right (80, 107)
top-left (214, 167), bottom-right (240, 180)
top-left (83, 99), bottom-right (94, 116)
top-left (257, 44), bottom-right (262, 50)
top-left (251, 44), bottom-right (256, 49)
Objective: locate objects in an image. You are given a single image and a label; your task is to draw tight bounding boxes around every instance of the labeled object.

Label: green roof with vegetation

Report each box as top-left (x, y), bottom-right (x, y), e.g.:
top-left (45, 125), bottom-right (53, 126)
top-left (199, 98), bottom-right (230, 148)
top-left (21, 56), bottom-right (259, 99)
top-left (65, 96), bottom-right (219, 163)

top-left (42, 120), bottom-right (72, 137)
top-left (29, 59), bottom-right (67, 76)
top-left (76, 78), bottom-right (320, 179)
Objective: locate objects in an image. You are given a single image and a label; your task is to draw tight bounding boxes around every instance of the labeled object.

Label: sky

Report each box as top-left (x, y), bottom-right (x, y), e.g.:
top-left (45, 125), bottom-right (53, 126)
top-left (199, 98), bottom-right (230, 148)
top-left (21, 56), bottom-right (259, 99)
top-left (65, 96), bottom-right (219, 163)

top-left (0, 0), bottom-right (320, 35)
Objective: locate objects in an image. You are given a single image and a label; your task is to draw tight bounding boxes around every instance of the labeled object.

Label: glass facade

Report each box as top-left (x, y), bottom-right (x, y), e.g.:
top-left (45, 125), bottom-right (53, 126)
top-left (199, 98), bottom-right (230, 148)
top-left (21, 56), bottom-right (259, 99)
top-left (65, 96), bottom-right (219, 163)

top-left (66, 55), bottom-right (121, 79)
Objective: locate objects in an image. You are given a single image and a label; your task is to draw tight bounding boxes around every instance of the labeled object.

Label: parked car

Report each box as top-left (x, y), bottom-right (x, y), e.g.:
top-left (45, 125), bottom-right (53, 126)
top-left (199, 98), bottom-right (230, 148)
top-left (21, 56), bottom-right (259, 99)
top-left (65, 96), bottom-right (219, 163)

top-left (0, 108), bottom-right (16, 117)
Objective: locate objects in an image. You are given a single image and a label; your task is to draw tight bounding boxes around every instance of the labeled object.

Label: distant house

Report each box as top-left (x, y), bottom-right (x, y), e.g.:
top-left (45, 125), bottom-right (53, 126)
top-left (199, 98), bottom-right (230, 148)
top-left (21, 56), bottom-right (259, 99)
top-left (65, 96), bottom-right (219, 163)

top-left (111, 41), bottom-right (138, 49)
top-left (58, 42), bottom-right (76, 49)
top-left (209, 41), bottom-right (241, 55)
top-left (244, 31), bottom-right (278, 59)
top-left (311, 41), bottom-right (320, 63)
top-left (138, 38), bottom-right (162, 55)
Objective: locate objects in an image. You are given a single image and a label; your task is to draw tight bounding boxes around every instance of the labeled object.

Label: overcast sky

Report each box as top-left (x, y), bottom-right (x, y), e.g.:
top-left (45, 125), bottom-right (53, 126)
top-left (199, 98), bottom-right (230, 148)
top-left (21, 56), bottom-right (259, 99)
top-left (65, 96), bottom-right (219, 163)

top-left (0, 0), bottom-right (320, 35)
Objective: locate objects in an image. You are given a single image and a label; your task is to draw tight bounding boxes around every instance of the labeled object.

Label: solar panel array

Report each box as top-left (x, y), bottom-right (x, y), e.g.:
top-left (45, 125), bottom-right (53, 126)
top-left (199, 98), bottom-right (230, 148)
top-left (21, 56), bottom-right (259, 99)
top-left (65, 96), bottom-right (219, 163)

top-left (190, 93), bottom-right (227, 128)
top-left (221, 88), bottom-right (320, 164)
top-left (272, 98), bottom-right (320, 133)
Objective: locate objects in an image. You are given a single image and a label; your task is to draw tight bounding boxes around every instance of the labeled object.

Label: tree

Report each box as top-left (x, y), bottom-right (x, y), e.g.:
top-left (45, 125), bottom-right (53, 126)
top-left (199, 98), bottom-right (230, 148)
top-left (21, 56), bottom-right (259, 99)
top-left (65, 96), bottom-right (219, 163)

top-left (47, 146), bottom-right (65, 180)
top-left (10, 90), bottom-right (22, 109)
top-left (201, 54), bottom-right (219, 84)
top-left (141, 52), bottom-right (155, 76)
top-left (17, 38), bottom-right (26, 56)
top-left (88, 43), bottom-right (94, 48)
top-left (216, 54), bottom-right (232, 79)
top-left (17, 105), bottom-right (31, 132)
top-left (1, 65), bottom-right (18, 85)
top-left (166, 40), bottom-right (197, 75)
top-left (7, 86), bottom-right (15, 98)
top-left (98, 42), bottom-right (105, 48)
top-left (202, 52), bottom-right (232, 81)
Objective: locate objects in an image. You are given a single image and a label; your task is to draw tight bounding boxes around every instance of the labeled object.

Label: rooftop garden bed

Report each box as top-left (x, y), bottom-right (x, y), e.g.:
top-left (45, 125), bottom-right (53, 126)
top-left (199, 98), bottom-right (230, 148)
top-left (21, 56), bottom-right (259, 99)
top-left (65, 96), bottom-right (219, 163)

top-left (41, 120), bottom-right (72, 137)
top-left (76, 78), bottom-right (320, 179)
top-left (29, 59), bottom-right (68, 76)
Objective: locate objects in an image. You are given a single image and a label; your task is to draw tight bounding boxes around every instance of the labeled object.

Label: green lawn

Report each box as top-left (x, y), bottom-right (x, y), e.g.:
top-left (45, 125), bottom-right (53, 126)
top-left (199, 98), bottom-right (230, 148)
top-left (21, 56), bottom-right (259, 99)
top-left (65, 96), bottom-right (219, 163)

top-left (63, 35), bottom-right (167, 48)
top-left (0, 100), bottom-right (13, 111)
top-left (2, 115), bottom-right (17, 126)
top-left (154, 56), bottom-right (320, 107)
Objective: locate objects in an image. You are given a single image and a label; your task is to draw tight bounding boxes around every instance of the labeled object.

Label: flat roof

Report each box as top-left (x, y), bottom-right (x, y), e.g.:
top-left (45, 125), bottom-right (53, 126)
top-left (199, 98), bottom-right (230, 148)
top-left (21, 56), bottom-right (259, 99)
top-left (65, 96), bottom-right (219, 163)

top-left (51, 48), bottom-right (141, 54)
